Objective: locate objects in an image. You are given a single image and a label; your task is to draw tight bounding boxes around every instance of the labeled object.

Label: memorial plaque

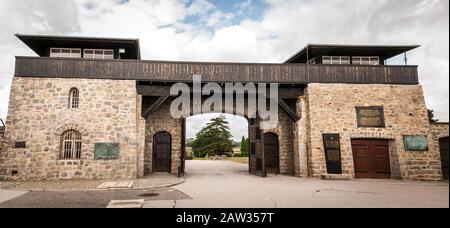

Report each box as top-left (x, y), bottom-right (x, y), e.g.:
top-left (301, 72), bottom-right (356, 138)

top-left (94, 143), bottom-right (120, 160)
top-left (356, 107), bottom-right (385, 128)
top-left (322, 134), bottom-right (342, 174)
top-left (403, 135), bottom-right (428, 151)
top-left (326, 150), bottom-right (342, 162)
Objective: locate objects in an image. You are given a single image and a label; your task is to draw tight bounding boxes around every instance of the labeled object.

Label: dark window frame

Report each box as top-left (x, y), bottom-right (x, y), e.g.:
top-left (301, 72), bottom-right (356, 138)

top-left (356, 106), bottom-right (386, 128)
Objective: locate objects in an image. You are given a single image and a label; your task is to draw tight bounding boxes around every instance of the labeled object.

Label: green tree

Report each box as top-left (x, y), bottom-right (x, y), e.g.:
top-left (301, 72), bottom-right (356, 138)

top-left (428, 109), bottom-right (439, 123)
top-left (240, 136), bottom-right (249, 156)
top-left (192, 115), bottom-right (233, 157)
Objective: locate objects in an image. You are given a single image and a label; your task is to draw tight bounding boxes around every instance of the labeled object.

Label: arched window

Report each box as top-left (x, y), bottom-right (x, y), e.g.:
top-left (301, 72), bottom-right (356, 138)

top-left (61, 130), bottom-right (82, 160)
top-left (69, 88), bottom-right (80, 109)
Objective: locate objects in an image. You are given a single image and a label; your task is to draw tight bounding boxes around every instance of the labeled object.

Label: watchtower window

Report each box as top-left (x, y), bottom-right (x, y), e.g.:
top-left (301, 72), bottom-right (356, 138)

top-left (50, 48), bottom-right (82, 58)
top-left (84, 49), bottom-right (114, 59)
top-left (322, 56), bottom-right (350, 65)
top-left (352, 57), bottom-right (380, 65)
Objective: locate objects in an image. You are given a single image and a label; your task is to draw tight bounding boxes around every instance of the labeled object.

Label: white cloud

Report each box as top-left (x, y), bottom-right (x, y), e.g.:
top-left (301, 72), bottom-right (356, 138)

top-left (0, 0), bottom-right (448, 138)
top-left (237, 0), bottom-right (254, 14)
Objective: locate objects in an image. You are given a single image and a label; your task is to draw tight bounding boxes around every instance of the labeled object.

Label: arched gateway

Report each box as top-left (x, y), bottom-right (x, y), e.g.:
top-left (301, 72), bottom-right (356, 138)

top-left (3, 34), bottom-right (444, 182)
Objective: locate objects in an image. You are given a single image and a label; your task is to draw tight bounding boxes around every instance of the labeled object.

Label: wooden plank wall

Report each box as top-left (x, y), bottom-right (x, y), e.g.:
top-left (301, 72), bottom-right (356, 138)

top-left (14, 57), bottom-right (419, 85)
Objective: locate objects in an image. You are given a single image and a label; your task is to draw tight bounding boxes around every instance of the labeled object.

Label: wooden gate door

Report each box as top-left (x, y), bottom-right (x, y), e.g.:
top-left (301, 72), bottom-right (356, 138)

top-left (249, 118), bottom-right (266, 177)
top-left (352, 139), bottom-right (391, 179)
top-left (264, 133), bottom-right (279, 174)
top-left (440, 137), bottom-right (449, 180)
top-left (153, 132), bottom-right (172, 173)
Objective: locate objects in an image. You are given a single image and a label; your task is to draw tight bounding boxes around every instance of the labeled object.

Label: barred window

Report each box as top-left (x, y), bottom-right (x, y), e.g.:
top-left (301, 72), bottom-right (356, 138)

top-left (61, 130), bottom-right (82, 160)
top-left (69, 88), bottom-right (79, 109)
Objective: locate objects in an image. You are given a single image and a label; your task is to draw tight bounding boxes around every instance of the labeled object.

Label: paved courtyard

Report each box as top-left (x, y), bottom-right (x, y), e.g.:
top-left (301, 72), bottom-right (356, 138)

top-left (0, 160), bottom-right (448, 208)
top-left (144, 160), bottom-right (449, 208)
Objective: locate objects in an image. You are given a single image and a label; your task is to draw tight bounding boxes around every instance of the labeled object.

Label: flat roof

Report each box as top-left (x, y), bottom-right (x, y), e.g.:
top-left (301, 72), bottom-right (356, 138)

top-left (285, 44), bottom-right (420, 63)
top-left (16, 34), bottom-right (141, 60)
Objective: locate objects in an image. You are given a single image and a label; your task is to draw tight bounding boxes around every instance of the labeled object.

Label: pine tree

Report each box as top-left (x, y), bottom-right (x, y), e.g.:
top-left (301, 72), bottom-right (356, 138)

top-left (192, 115), bottom-right (234, 157)
top-left (240, 136), bottom-right (249, 156)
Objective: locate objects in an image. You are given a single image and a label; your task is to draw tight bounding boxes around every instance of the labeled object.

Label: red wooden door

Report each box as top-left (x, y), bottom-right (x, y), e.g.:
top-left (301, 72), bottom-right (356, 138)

top-left (440, 137), bottom-right (449, 180)
top-left (352, 139), bottom-right (391, 179)
top-left (153, 132), bottom-right (172, 173)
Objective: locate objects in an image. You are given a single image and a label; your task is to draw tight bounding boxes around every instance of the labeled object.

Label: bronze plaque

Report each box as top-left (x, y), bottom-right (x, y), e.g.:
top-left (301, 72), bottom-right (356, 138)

top-left (327, 150), bottom-right (341, 162)
top-left (357, 107), bottom-right (385, 128)
top-left (404, 135), bottom-right (429, 151)
top-left (325, 141), bottom-right (340, 150)
top-left (94, 143), bottom-right (120, 160)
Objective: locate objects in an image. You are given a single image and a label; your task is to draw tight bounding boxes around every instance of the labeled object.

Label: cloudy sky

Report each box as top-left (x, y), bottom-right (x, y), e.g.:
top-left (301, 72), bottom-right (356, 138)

top-left (0, 0), bottom-right (448, 141)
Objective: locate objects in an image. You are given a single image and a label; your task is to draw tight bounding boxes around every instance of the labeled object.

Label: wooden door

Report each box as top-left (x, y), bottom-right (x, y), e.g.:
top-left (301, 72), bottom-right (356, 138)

top-left (440, 137), bottom-right (449, 180)
top-left (153, 132), bottom-right (172, 173)
top-left (249, 118), bottom-right (266, 177)
top-left (352, 139), bottom-right (391, 179)
top-left (264, 133), bottom-right (279, 174)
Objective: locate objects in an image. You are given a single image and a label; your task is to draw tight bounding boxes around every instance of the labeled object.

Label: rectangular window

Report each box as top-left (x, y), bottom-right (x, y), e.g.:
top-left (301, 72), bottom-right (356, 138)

top-left (352, 56), bottom-right (380, 65)
top-left (50, 48), bottom-right (82, 58)
top-left (84, 49), bottom-right (114, 59)
top-left (356, 106), bottom-right (386, 128)
top-left (322, 56), bottom-right (350, 65)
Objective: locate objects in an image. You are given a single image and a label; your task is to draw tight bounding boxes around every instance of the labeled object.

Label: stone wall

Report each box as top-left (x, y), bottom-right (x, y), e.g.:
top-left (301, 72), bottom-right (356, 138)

top-left (431, 123), bottom-right (449, 141)
top-left (0, 77), bottom-right (140, 181)
top-left (305, 83), bottom-right (442, 181)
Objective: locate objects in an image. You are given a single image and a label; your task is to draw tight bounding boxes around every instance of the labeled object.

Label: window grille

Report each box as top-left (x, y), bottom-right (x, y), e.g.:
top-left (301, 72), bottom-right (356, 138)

top-left (69, 88), bottom-right (79, 109)
top-left (50, 48), bottom-right (82, 58)
top-left (84, 49), bottom-right (114, 59)
top-left (352, 56), bottom-right (380, 65)
top-left (61, 130), bottom-right (82, 160)
top-left (322, 56), bottom-right (350, 65)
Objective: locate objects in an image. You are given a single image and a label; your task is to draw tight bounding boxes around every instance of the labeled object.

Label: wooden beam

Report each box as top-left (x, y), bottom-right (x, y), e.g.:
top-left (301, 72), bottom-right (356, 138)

top-left (278, 98), bottom-right (300, 122)
top-left (137, 85), bottom-right (174, 96)
top-left (143, 96), bottom-right (169, 119)
top-left (137, 85), bottom-right (304, 99)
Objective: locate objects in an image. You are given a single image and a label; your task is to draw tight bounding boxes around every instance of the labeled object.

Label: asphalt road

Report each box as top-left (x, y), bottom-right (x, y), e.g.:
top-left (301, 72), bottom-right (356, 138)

top-left (0, 188), bottom-right (190, 208)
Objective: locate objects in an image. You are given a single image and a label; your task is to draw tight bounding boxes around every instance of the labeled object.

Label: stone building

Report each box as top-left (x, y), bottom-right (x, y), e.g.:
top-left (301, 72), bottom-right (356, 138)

top-left (0, 34), bottom-right (448, 181)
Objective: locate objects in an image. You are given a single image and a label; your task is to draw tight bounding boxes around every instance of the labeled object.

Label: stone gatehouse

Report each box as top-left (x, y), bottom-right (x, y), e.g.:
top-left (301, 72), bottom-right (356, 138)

top-left (0, 34), bottom-right (448, 181)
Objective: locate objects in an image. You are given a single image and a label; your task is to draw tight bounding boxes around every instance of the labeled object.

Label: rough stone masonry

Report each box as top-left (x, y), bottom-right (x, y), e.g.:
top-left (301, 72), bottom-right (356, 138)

top-left (0, 77), bottom-right (448, 181)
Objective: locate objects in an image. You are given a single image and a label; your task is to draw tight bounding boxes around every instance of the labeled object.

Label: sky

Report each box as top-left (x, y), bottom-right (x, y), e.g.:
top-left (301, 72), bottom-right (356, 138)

top-left (0, 0), bottom-right (448, 142)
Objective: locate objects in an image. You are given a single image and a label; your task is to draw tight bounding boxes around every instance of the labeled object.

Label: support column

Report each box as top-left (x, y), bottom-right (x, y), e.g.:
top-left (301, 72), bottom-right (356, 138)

top-left (296, 96), bottom-right (309, 178)
top-left (136, 95), bottom-right (146, 178)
